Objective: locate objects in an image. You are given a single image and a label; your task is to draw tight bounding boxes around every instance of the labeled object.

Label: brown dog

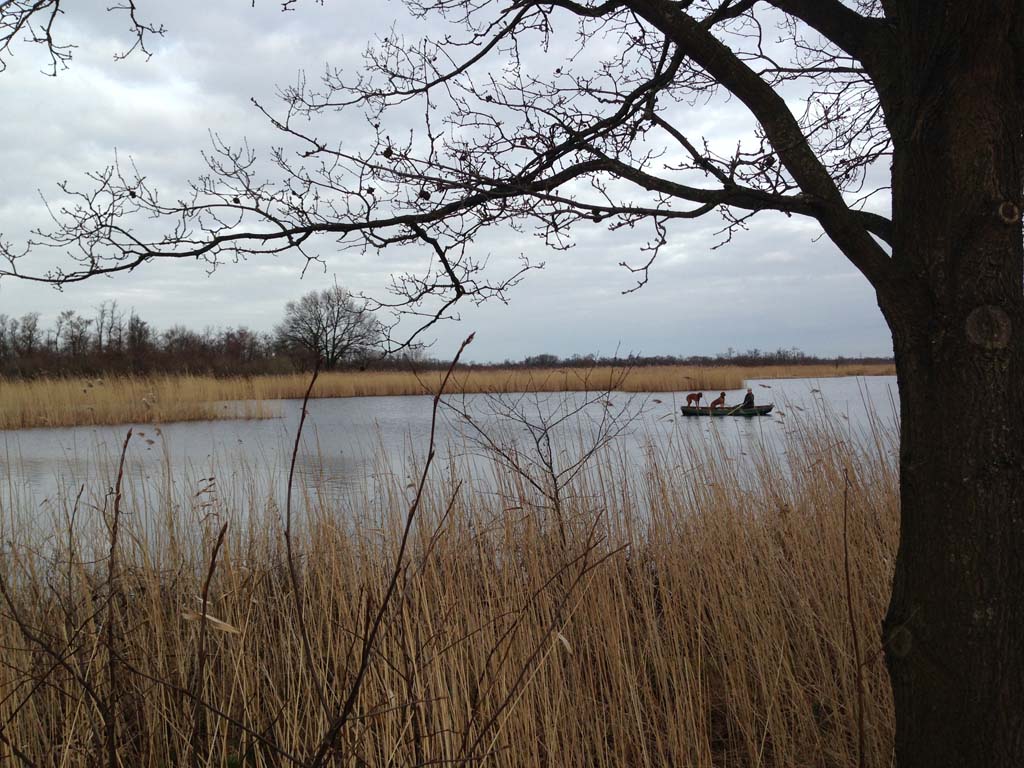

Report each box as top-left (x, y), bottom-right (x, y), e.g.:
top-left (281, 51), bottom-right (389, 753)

top-left (685, 392), bottom-right (703, 407)
top-left (708, 391), bottom-right (727, 409)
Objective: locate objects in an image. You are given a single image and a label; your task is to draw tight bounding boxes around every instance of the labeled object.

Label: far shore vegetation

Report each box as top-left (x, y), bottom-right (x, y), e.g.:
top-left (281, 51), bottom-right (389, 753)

top-left (1, 299), bottom-right (892, 380)
top-left (0, 298), bottom-right (893, 429)
top-left (0, 361), bottom-right (894, 430)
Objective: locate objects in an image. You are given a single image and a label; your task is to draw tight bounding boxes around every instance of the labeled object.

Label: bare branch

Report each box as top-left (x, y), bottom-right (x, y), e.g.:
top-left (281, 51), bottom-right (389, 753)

top-left (766, 0), bottom-right (891, 68)
top-left (1, 0), bottom-right (899, 341)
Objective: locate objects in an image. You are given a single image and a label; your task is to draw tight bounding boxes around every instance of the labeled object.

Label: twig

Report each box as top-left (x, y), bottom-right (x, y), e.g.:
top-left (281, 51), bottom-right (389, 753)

top-left (104, 648), bottom-right (306, 766)
top-left (104, 428), bottom-right (132, 768)
top-left (459, 530), bottom-right (626, 764)
top-left (843, 468), bottom-right (866, 768)
top-left (283, 359), bottom-right (331, 714)
top-left (307, 333), bottom-right (475, 768)
top-left (0, 726), bottom-right (37, 767)
top-left (189, 522), bottom-right (229, 768)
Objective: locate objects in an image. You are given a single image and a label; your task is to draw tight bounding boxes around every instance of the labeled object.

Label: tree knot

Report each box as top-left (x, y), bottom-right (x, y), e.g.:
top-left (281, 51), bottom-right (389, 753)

top-left (889, 625), bottom-right (913, 659)
top-left (966, 305), bottom-right (1011, 350)
top-left (997, 200), bottom-right (1021, 225)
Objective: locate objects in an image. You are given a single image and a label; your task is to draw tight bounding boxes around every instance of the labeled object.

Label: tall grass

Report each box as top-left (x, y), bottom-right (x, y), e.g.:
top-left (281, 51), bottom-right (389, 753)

top-left (0, 408), bottom-right (897, 766)
top-left (249, 362), bottom-right (894, 399)
top-left (0, 374), bottom-right (275, 430)
top-left (0, 362), bottom-right (894, 430)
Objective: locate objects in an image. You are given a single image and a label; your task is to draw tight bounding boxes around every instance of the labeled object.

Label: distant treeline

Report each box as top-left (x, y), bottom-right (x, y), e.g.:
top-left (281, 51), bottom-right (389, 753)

top-left (0, 303), bottom-right (891, 379)
top-left (492, 349), bottom-right (894, 369)
top-left (0, 305), bottom-right (289, 378)
top-left (0, 296), bottom-right (410, 378)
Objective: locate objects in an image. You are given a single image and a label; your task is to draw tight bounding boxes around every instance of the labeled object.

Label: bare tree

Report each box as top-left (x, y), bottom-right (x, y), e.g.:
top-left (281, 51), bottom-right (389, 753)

top-left (275, 286), bottom-right (383, 368)
top-left (63, 311), bottom-right (94, 357)
top-left (445, 367), bottom-right (642, 546)
top-left (13, 311), bottom-right (41, 355)
top-left (125, 310), bottom-right (152, 359)
top-left (2, 2), bottom-right (1024, 765)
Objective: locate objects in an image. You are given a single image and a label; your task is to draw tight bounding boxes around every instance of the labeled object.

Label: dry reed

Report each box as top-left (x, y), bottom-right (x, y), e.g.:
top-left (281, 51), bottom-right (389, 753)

top-left (0, 408), bottom-right (897, 766)
top-left (0, 374), bottom-right (274, 430)
top-left (0, 362), bottom-right (894, 430)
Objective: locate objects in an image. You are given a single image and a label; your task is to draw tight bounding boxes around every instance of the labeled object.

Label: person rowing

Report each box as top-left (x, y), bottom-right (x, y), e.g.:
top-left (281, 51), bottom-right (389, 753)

top-left (741, 388), bottom-right (755, 409)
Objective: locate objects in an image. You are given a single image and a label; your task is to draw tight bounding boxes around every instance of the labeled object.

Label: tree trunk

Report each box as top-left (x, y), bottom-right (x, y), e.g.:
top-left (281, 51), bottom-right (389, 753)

top-left (882, 4), bottom-right (1024, 764)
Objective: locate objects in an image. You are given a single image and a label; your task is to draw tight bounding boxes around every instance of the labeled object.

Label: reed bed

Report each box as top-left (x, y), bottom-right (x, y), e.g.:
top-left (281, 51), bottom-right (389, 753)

top-left (0, 362), bottom-right (894, 430)
top-left (0, 408), bottom-right (898, 766)
top-left (0, 375), bottom-right (275, 430)
top-left (249, 362), bottom-right (894, 399)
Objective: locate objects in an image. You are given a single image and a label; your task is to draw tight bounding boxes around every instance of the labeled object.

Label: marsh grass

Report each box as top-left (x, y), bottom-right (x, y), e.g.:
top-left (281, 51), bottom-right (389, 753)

top-left (0, 362), bottom-right (894, 430)
top-left (253, 363), bottom-right (894, 399)
top-left (0, 375), bottom-right (275, 430)
top-left (0, 408), bottom-right (897, 766)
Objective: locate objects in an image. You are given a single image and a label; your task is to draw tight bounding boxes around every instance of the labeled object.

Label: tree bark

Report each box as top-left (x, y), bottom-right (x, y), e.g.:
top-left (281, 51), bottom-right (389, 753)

top-left (881, 3), bottom-right (1024, 764)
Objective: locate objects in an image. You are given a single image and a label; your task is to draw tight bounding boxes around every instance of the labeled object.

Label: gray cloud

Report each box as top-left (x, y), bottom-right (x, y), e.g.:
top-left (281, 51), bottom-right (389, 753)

top-left (0, 1), bottom-right (893, 361)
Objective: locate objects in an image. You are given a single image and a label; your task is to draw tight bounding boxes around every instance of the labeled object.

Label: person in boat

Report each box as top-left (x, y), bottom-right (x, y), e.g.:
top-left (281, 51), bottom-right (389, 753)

top-left (741, 388), bottom-right (755, 409)
top-left (708, 392), bottom-right (727, 408)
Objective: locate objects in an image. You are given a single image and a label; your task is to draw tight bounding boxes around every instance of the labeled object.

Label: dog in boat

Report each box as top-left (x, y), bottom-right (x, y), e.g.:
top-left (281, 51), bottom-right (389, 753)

top-left (708, 392), bottom-right (727, 409)
top-left (685, 392), bottom-right (703, 407)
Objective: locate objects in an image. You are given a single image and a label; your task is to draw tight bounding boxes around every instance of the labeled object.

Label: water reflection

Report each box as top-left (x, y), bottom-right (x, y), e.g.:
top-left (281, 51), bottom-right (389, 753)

top-left (1, 376), bottom-right (898, 509)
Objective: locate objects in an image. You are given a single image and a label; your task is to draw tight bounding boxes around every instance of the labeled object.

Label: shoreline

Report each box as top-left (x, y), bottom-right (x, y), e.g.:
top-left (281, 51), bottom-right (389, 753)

top-left (0, 363), bottom-right (895, 430)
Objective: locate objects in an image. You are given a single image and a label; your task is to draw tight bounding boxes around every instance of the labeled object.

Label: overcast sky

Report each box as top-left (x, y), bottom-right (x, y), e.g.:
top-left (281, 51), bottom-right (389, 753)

top-left (0, 0), bottom-right (893, 362)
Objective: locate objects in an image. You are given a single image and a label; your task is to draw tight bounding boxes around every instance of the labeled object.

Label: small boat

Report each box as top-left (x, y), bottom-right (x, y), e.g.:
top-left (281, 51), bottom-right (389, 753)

top-left (680, 404), bottom-right (774, 417)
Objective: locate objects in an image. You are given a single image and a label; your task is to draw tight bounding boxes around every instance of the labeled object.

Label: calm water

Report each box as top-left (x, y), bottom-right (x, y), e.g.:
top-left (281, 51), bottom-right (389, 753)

top-left (1, 376), bottom-right (898, 507)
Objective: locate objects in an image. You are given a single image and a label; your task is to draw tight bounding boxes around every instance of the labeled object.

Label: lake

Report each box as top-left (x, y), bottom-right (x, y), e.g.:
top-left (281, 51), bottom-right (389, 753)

top-left (0, 375), bottom-right (898, 515)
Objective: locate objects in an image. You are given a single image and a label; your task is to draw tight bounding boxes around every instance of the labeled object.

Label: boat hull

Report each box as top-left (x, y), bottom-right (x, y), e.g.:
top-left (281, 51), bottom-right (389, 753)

top-left (680, 404), bottom-right (774, 417)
